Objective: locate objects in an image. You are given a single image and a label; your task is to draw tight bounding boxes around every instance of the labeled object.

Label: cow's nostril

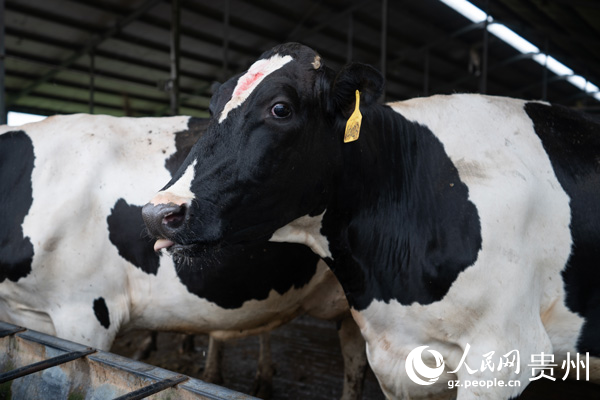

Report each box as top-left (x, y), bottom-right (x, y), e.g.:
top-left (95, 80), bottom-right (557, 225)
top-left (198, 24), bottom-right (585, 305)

top-left (142, 202), bottom-right (188, 239)
top-left (163, 205), bottom-right (186, 228)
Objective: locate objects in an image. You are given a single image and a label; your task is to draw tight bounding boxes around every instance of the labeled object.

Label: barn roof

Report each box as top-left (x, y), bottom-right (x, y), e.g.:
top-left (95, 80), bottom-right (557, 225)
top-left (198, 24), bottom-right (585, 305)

top-left (2, 0), bottom-right (600, 120)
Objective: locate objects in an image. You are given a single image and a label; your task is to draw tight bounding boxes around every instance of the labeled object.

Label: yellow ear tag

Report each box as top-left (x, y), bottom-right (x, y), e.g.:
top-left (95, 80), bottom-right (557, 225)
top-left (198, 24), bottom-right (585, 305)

top-left (344, 90), bottom-right (362, 143)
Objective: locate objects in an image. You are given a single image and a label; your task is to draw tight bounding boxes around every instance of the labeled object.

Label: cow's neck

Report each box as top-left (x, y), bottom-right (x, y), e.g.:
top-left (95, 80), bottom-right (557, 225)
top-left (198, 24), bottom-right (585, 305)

top-left (322, 104), bottom-right (482, 311)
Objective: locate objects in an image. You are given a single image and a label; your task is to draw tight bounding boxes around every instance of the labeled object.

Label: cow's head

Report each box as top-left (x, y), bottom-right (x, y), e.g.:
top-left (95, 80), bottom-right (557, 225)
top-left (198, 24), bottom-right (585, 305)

top-left (142, 43), bottom-right (383, 255)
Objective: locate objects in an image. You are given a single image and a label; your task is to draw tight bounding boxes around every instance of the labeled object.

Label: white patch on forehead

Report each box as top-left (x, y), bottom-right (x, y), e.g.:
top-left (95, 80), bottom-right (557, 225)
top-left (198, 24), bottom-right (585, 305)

top-left (152, 159), bottom-right (197, 205)
top-left (270, 212), bottom-right (332, 259)
top-left (218, 54), bottom-right (293, 123)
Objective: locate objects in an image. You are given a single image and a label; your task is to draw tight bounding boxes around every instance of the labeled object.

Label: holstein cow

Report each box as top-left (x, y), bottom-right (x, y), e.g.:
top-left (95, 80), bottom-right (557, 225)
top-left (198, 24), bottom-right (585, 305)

top-left (142, 42), bottom-right (600, 399)
top-left (0, 114), bottom-right (367, 399)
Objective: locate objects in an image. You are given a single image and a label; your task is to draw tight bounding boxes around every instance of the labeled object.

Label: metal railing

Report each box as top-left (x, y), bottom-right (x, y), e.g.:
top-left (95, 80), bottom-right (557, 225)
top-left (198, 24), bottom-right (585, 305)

top-left (0, 321), bottom-right (256, 400)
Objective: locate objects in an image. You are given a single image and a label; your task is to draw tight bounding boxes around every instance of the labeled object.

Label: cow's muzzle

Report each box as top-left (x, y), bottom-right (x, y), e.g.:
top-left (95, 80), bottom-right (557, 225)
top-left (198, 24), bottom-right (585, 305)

top-left (142, 202), bottom-right (188, 250)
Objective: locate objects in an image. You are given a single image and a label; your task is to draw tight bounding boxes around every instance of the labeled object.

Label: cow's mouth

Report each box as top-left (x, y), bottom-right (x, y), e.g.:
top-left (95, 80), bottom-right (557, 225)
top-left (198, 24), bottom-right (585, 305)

top-left (151, 220), bottom-right (277, 260)
top-left (153, 237), bottom-right (224, 258)
top-left (154, 238), bottom-right (175, 252)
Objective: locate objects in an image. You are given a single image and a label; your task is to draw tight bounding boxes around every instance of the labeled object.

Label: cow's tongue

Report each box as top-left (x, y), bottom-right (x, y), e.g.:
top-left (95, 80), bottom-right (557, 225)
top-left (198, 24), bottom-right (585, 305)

top-left (154, 238), bottom-right (174, 252)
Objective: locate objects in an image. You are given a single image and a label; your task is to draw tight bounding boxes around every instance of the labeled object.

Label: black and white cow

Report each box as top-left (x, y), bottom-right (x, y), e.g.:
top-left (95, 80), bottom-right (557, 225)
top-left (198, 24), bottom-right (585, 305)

top-left (0, 113), bottom-right (367, 399)
top-left (142, 42), bottom-right (600, 399)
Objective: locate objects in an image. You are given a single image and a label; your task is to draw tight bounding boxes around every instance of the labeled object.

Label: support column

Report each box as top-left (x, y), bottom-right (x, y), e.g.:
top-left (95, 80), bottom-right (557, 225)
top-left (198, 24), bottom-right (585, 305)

top-left (89, 51), bottom-right (95, 114)
top-left (347, 12), bottom-right (353, 63)
top-left (170, 0), bottom-right (181, 116)
top-left (423, 50), bottom-right (430, 96)
top-left (380, 0), bottom-right (388, 102)
top-left (0, 0), bottom-right (6, 125)
top-left (480, 1), bottom-right (489, 94)
top-left (542, 39), bottom-right (548, 101)
top-left (222, 0), bottom-right (230, 81)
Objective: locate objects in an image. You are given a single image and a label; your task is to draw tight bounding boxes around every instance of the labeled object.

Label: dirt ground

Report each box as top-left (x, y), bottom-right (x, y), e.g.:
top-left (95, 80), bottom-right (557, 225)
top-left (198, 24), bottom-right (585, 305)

top-left (110, 315), bottom-right (600, 399)
top-left (110, 316), bottom-right (385, 399)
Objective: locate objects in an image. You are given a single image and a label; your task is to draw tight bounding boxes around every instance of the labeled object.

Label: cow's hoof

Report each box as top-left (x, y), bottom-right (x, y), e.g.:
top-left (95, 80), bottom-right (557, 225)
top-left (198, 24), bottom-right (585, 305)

top-left (201, 370), bottom-right (224, 385)
top-left (250, 378), bottom-right (273, 400)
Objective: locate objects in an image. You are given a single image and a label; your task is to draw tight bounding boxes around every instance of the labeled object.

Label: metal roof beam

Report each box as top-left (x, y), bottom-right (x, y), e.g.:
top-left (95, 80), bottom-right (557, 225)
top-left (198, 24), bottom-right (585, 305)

top-left (7, 0), bottom-right (163, 106)
top-left (5, 28), bottom-right (215, 90)
top-left (493, 0), bottom-right (600, 82)
top-left (5, 50), bottom-right (210, 105)
top-left (5, 0), bottom-right (244, 70)
top-left (6, 0), bottom-right (102, 34)
top-left (284, 0), bottom-right (371, 43)
top-left (387, 21), bottom-right (485, 69)
top-left (85, 0), bottom-right (261, 61)
top-left (7, 69), bottom-right (172, 106)
top-left (6, 88), bottom-right (162, 116)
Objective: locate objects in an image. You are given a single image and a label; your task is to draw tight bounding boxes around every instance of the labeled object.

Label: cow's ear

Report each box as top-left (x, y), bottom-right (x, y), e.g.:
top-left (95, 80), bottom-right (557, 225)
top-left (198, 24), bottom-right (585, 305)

top-left (332, 63), bottom-right (384, 117)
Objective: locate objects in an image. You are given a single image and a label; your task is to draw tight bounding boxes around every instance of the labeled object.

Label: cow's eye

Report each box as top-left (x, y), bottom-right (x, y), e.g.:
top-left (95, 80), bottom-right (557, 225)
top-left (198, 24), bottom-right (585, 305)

top-left (271, 103), bottom-right (291, 119)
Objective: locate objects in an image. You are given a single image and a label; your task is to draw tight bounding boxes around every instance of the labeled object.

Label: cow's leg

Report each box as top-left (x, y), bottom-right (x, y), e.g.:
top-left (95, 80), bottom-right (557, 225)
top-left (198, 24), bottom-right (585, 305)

top-left (338, 316), bottom-right (367, 400)
top-left (202, 334), bottom-right (224, 384)
top-left (251, 332), bottom-right (275, 399)
top-left (364, 341), bottom-right (455, 400)
top-left (449, 318), bottom-right (554, 400)
top-left (178, 334), bottom-right (196, 354)
top-left (451, 342), bottom-right (528, 400)
top-left (132, 331), bottom-right (158, 360)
